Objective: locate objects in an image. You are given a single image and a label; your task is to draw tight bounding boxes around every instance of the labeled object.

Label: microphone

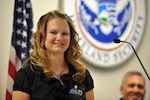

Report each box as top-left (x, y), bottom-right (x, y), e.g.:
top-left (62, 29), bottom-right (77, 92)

top-left (114, 39), bottom-right (150, 81)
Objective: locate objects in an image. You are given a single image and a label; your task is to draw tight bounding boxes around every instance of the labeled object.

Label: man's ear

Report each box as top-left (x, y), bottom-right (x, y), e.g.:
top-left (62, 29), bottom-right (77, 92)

top-left (144, 88), bottom-right (146, 96)
top-left (120, 85), bottom-right (124, 95)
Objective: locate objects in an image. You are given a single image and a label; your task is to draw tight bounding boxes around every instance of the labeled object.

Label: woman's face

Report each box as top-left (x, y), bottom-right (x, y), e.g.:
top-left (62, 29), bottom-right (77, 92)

top-left (44, 17), bottom-right (71, 54)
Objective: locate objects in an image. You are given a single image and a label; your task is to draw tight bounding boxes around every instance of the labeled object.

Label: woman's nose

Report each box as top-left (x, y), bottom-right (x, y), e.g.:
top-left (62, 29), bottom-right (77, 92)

top-left (56, 33), bottom-right (64, 40)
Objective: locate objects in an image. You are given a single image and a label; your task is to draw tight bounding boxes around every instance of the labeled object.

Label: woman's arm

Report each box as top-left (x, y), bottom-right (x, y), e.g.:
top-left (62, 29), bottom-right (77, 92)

top-left (12, 91), bottom-right (30, 100)
top-left (85, 89), bottom-right (94, 100)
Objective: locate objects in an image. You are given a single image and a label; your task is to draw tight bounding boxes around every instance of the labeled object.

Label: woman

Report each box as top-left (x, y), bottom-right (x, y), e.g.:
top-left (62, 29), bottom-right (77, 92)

top-left (12, 10), bottom-right (94, 100)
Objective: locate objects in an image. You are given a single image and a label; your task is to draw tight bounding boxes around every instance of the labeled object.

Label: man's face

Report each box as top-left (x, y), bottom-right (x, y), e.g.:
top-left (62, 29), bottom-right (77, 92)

top-left (120, 75), bottom-right (145, 100)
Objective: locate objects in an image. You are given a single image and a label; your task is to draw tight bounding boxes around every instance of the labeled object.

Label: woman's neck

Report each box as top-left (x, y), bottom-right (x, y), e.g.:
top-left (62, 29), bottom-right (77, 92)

top-left (48, 54), bottom-right (67, 69)
top-left (48, 56), bottom-right (68, 78)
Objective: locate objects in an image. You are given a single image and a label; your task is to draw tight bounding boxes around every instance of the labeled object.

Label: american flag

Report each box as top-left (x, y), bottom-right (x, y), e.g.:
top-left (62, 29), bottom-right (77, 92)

top-left (6, 0), bottom-right (33, 99)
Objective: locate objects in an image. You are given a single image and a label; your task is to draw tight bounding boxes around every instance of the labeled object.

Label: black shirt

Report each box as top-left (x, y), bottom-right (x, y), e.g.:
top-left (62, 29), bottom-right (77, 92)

top-left (13, 63), bottom-right (94, 100)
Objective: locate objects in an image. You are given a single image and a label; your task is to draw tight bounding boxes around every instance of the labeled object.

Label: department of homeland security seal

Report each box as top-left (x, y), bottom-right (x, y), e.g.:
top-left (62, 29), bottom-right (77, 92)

top-left (59, 0), bottom-right (147, 68)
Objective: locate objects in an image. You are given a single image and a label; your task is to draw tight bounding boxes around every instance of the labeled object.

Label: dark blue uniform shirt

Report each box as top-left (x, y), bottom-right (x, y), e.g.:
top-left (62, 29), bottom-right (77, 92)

top-left (13, 62), bottom-right (94, 100)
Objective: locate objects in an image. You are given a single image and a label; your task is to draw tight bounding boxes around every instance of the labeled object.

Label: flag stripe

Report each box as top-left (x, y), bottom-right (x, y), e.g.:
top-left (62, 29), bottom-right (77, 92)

top-left (10, 45), bottom-right (22, 71)
top-left (6, 90), bottom-right (12, 100)
top-left (7, 75), bottom-right (14, 94)
top-left (8, 61), bottom-right (16, 80)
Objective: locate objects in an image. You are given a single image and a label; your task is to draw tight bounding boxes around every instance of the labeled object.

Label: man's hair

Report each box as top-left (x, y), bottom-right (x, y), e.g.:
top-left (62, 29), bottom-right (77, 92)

top-left (121, 71), bottom-right (145, 85)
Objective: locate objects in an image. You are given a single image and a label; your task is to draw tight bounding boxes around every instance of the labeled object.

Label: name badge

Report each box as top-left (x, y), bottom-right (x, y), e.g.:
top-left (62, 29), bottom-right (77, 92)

top-left (69, 88), bottom-right (83, 96)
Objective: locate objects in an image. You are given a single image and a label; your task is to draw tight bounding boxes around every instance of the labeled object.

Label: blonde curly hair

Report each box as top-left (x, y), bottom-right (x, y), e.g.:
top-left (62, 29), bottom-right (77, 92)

top-left (29, 10), bottom-right (86, 82)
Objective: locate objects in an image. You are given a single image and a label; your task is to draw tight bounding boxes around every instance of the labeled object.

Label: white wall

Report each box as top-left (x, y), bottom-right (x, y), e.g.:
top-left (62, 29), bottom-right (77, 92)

top-left (0, 0), bottom-right (150, 100)
top-left (0, 0), bottom-right (13, 100)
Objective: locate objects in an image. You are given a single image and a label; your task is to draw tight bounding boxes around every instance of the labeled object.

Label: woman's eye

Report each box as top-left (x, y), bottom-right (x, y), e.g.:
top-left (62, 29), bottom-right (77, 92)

top-left (62, 32), bottom-right (68, 35)
top-left (50, 31), bottom-right (57, 34)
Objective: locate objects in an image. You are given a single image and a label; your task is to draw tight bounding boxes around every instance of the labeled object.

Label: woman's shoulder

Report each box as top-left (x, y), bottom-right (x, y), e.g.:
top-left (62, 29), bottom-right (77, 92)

top-left (16, 60), bottom-right (42, 79)
top-left (13, 60), bottom-right (40, 93)
top-left (83, 68), bottom-right (94, 91)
